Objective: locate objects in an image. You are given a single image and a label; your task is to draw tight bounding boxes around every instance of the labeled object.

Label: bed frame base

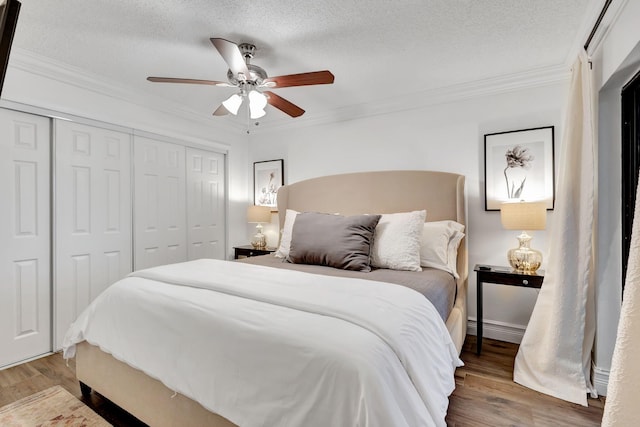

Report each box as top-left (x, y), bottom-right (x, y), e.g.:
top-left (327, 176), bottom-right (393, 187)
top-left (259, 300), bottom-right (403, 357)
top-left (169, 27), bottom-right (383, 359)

top-left (75, 170), bottom-right (468, 424)
top-left (76, 342), bottom-right (237, 427)
top-left (79, 381), bottom-right (92, 397)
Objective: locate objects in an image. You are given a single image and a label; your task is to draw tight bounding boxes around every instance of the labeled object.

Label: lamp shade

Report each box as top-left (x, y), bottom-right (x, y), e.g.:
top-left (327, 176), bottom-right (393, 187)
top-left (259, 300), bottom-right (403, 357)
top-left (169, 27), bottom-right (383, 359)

top-left (247, 205), bottom-right (271, 223)
top-left (249, 90), bottom-right (267, 119)
top-left (222, 93), bottom-right (243, 115)
top-left (500, 201), bottom-right (546, 230)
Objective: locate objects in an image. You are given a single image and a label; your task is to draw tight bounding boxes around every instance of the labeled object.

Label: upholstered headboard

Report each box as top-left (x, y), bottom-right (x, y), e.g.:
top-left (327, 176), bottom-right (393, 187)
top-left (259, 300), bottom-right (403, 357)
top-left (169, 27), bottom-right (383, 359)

top-left (277, 170), bottom-right (466, 275)
top-left (277, 170), bottom-right (463, 222)
top-left (276, 170), bottom-right (468, 351)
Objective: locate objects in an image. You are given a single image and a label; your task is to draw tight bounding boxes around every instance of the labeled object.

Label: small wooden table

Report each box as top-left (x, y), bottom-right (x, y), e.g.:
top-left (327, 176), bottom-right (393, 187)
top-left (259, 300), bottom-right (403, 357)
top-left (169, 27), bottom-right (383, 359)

top-left (473, 264), bottom-right (544, 355)
top-left (233, 245), bottom-right (276, 259)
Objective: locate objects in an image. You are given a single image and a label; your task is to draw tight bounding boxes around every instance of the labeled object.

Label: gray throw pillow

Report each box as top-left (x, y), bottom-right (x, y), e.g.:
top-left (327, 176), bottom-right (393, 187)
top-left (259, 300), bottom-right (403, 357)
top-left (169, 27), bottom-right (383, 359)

top-left (288, 212), bottom-right (381, 272)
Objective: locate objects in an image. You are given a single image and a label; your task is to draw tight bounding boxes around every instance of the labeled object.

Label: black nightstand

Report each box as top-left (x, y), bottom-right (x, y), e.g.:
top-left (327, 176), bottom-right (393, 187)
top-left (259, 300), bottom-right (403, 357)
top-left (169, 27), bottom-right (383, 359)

top-left (233, 245), bottom-right (276, 260)
top-left (473, 264), bottom-right (544, 355)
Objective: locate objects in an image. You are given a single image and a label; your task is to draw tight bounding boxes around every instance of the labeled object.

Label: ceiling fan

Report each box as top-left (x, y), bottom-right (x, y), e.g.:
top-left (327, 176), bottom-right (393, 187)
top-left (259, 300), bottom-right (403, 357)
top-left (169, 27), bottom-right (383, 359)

top-left (147, 38), bottom-right (335, 119)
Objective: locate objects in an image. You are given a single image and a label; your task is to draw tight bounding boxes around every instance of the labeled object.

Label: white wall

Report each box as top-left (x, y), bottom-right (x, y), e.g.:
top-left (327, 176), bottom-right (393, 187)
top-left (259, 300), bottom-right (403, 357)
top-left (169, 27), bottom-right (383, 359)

top-left (2, 51), bottom-right (250, 258)
top-left (249, 82), bottom-right (568, 342)
top-left (590, 0), bottom-right (640, 395)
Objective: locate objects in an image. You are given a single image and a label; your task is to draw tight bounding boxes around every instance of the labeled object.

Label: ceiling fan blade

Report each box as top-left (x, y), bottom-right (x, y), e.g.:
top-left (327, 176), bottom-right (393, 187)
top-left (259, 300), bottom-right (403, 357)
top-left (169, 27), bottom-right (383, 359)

top-left (213, 104), bottom-right (230, 116)
top-left (147, 77), bottom-right (232, 87)
top-left (263, 70), bottom-right (334, 88)
top-left (263, 91), bottom-right (305, 117)
top-left (210, 38), bottom-right (250, 79)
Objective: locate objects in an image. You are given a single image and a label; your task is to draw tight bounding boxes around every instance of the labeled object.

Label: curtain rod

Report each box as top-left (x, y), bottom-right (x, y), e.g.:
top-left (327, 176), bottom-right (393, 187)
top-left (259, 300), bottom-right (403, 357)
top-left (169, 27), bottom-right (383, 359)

top-left (584, 0), bottom-right (613, 51)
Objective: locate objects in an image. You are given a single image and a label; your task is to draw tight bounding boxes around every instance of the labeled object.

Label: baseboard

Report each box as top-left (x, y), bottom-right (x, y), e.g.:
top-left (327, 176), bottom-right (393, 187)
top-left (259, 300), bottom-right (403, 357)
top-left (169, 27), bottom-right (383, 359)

top-left (593, 364), bottom-right (610, 396)
top-left (467, 318), bottom-right (611, 396)
top-left (467, 318), bottom-right (527, 344)
top-left (0, 351), bottom-right (53, 371)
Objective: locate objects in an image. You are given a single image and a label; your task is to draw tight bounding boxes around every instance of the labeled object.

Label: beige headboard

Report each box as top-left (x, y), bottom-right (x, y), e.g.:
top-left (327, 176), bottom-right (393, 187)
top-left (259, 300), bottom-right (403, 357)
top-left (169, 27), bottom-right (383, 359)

top-left (276, 170), bottom-right (467, 281)
top-left (277, 170), bottom-right (465, 224)
top-left (276, 170), bottom-right (468, 351)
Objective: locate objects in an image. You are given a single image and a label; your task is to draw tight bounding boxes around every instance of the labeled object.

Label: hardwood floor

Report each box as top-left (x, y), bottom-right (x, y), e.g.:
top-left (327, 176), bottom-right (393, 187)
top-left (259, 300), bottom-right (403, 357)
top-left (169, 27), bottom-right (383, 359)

top-left (448, 336), bottom-right (605, 426)
top-left (0, 336), bottom-right (604, 426)
top-left (0, 353), bottom-right (144, 426)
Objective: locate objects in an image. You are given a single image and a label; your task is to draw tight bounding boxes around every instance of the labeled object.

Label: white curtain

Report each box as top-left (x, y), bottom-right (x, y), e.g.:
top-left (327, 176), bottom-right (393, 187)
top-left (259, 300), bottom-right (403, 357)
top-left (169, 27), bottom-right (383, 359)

top-left (602, 177), bottom-right (640, 425)
top-left (513, 51), bottom-right (597, 405)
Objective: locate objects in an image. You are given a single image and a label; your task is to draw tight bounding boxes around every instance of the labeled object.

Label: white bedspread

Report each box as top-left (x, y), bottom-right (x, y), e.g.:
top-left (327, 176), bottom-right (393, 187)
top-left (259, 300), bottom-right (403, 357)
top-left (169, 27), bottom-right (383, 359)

top-left (63, 259), bottom-right (461, 427)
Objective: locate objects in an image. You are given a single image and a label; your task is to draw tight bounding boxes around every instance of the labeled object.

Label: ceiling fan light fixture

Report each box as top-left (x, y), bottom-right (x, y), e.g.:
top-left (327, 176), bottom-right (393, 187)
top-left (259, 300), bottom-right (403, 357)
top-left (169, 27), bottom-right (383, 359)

top-left (250, 108), bottom-right (266, 119)
top-left (147, 38), bottom-right (334, 120)
top-left (222, 93), bottom-right (243, 115)
top-left (249, 90), bottom-right (267, 119)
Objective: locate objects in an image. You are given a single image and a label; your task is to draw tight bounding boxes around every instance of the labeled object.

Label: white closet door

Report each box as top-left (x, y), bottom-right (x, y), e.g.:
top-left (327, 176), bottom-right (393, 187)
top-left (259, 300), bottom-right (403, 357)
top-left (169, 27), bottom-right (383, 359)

top-left (0, 109), bottom-right (51, 367)
top-left (55, 121), bottom-right (132, 349)
top-left (186, 148), bottom-right (226, 260)
top-left (134, 136), bottom-right (187, 270)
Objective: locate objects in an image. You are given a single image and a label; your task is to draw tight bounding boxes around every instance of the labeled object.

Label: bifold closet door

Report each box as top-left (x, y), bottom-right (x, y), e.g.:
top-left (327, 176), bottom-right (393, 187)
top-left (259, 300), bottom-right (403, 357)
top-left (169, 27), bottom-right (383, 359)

top-left (186, 148), bottom-right (226, 260)
top-left (0, 109), bottom-right (51, 367)
top-left (134, 137), bottom-right (187, 270)
top-left (55, 121), bottom-right (132, 349)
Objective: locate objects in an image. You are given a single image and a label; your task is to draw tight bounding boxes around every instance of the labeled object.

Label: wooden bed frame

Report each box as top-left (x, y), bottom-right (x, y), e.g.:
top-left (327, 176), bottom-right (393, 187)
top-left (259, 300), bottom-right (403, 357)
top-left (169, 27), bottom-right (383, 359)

top-left (76, 170), bottom-right (467, 427)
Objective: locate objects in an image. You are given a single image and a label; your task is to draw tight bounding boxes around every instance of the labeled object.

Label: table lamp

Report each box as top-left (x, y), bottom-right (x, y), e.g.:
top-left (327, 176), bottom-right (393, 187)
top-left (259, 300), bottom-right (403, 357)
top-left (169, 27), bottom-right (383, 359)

top-left (500, 201), bottom-right (546, 273)
top-left (247, 205), bottom-right (271, 249)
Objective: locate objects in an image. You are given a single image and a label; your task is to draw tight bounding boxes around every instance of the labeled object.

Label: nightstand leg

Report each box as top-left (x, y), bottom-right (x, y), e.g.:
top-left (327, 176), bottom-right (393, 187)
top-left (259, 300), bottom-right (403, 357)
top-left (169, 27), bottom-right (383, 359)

top-left (477, 280), bottom-right (483, 355)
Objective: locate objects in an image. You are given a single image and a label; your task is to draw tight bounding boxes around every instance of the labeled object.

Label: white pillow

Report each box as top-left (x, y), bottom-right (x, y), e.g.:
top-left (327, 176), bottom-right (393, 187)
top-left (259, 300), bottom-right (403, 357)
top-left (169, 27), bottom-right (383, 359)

top-left (274, 209), bottom-right (299, 258)
top-left (370, 210), bottom-right (426, 271)
top-left (420, 220), bottom-right (465, 278)
top-left (447, 230), bottom-right (465, 278)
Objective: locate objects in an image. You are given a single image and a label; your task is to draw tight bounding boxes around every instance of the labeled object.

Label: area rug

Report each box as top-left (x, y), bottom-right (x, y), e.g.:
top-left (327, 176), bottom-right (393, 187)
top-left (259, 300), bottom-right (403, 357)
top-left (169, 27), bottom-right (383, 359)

top-left (0, 385), bottom-right (111, 426)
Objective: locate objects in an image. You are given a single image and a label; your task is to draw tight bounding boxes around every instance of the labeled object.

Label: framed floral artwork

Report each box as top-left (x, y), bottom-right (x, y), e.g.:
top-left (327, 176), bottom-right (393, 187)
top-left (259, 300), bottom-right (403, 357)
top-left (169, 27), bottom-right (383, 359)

top-left (484, 126), bottom-right (555, 211)
top-left (253, 159), bottom-right (284, 210)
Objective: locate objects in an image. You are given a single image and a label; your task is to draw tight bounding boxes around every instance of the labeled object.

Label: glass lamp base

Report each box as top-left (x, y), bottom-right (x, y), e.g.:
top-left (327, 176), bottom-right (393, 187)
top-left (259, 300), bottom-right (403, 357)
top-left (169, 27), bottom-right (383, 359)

top-left (507, 231), bottom-right (542, 273)
top-left (507, 247), bottom-right (542, 272)
top-left (251, 223), bottom-right (267, 249)
top-left (251, 233), bottom-right (266, 249)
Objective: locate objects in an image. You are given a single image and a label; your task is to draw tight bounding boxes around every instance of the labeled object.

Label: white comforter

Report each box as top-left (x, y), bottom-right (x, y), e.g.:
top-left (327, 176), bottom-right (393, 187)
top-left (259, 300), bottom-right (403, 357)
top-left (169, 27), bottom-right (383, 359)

top-left (63, 259), bottom-right (461, 427)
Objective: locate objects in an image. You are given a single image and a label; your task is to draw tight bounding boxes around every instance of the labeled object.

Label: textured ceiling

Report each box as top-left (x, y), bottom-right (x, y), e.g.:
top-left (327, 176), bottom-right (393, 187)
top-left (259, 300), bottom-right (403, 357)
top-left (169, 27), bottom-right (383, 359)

top-left (12, 0), bottom-right (600, 126)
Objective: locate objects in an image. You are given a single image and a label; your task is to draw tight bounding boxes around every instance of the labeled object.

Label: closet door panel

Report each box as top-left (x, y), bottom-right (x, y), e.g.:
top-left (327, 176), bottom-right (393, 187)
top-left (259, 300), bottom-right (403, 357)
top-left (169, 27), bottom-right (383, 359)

top-left (55, 121), bottom-right (132, 350)
top-left (134, 137), bottom-right (187, 270)
top-left (0, 109), bottom-right (51, 368)
top-left (186, 148), bottom-right (226, 260)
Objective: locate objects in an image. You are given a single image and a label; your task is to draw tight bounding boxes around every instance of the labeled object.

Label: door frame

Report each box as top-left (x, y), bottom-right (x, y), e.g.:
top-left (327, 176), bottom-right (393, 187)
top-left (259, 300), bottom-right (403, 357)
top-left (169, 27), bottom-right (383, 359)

top-left (621, 68), bottom-right (640, 295)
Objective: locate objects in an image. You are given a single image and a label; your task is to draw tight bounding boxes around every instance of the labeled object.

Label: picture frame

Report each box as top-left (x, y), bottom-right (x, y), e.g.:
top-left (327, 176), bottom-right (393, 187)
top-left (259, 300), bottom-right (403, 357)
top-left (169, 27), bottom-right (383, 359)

top-left (253, 159), bottom-right (284, 211)
top-left (484, 126), bottom-right (555, 211)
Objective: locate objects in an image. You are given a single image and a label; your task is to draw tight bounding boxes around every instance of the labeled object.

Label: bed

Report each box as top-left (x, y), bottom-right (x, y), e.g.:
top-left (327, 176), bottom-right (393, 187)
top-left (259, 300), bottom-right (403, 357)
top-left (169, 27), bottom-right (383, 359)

top-left (271, 170), bottom-right (468, 351)
top-left (64, 170), bottom-right (467, 427)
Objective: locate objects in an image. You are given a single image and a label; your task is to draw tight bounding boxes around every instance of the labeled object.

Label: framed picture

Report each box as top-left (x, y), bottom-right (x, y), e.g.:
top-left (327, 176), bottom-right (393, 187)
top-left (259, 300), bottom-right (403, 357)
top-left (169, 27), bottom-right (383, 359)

top-left (484, 126), bottom-right (555, 211)
top-left (253, 159), bottom-right (284, 210)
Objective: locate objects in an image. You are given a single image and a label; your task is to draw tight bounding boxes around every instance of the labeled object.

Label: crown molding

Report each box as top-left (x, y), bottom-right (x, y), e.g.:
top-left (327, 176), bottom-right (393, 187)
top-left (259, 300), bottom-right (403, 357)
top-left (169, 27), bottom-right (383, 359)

top-left (253, 63), bottom-right (571, 134)
top-left (8, 48), bottom-right (570, 137)
top-left (7, 48), bottom-right (245, 134)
